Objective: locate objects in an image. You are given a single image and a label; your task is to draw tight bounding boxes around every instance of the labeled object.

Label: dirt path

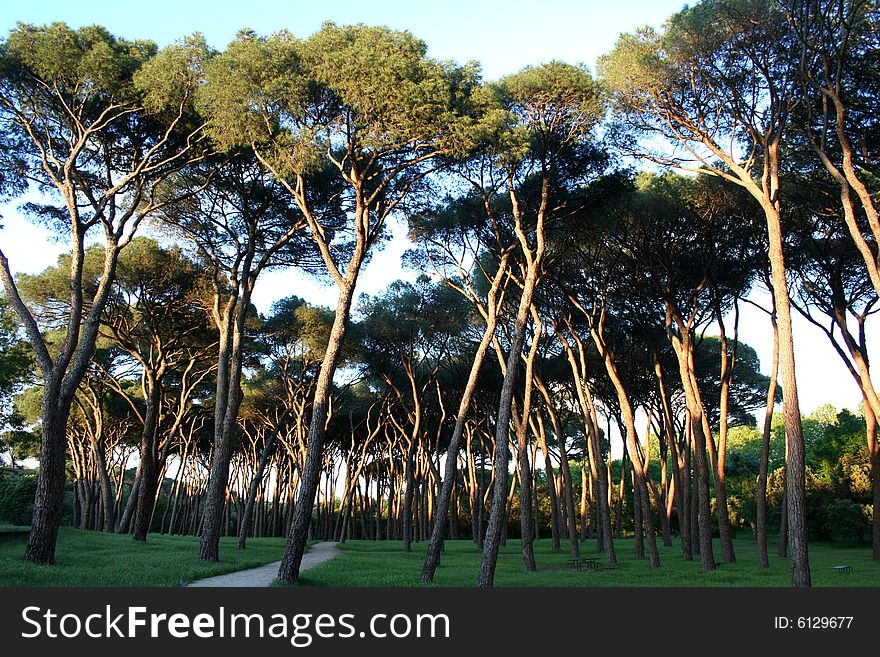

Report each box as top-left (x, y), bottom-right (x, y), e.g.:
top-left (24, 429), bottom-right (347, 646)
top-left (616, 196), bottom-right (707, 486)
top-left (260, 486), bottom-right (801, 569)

top-left (186, 541), bottom-right (340, 587)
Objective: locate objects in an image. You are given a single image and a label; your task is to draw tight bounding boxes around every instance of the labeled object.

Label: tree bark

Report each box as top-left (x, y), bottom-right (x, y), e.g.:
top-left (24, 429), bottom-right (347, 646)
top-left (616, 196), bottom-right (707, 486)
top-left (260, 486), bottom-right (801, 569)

top-left (654, 354), bottom-right (690, 560)
top-left (532, 412), bottom-right (561, 553)
top-left (199, 276), bottom-right (253, 561)
top-left (757, 308), bottom-right (779, 568)
top-left (421, 253), bottom-right (508, 580)
top-left (763, 201), bottom-right (811, 587)
top-left (477, 281), bottom-right (537, 587)
top-left (867, 404), bottom-right (880, 560)
top-left (277, 282), bottom-right (355, 582)
top-left (24, 386), bottom-right (71, 564)
top-left (237, 413), bottom-right (288, 549)
top-left (132, 379), bottom-right (161, 541)
top-left (590, 320), bottom-right (660, 568)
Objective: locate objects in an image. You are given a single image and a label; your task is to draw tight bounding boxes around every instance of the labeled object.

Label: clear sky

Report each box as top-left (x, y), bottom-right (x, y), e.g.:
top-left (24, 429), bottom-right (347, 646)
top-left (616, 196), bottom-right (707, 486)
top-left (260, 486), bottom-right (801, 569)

top-left (0, 0), bottom-right (876, 422)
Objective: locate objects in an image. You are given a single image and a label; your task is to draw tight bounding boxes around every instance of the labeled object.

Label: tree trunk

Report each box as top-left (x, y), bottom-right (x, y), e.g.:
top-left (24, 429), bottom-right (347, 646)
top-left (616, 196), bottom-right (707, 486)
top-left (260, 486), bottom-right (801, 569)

top-left (757, 309), bottom-right (778, 568)
top-left (238, 415), bottom-right (287, 549)
top-left (199, 284), bottom-right (252, 561)
top-left (91, 435), bottom-right (116, 533)
top-left (513, 318), bottom-right (542, 572)
top-left (666, 331), bottom-right (715, 570)
top-left (277, 282), bottom-right (355, 582)
top-left (513, 405), bottom-right (536, 571)
top-left (422, 256), bottom-right (508, 580)
top-left (24, 388), bottom-right (71, 564)
top-left (763, 202), bottom-right (810, 587)
top-left (713, 301), bottom-right (738, 563)
top-left (132, 380), bottom-right (161, 541)
top-left (533, 412), bottom-right (561, 553)
top-left (654, 355), bottom-right (690, 560)
top-left (593, 330), bottom-right (660, 568)
top-left (868, 405), bottom-right (880, 560)
top-left (477, 299), bottom-right (533, 587)
top-left (583, 389), bottom-right (614, 562)
top-left (402, 439), bottom-right (417, 553)
top-left (116, 464), bottom-right (141, 534)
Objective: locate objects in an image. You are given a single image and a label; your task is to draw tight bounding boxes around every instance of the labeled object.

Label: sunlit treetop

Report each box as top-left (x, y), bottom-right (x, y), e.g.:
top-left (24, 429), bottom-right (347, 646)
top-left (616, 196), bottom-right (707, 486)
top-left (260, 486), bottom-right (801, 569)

top-left (198, 22), bottom-right (489, 179)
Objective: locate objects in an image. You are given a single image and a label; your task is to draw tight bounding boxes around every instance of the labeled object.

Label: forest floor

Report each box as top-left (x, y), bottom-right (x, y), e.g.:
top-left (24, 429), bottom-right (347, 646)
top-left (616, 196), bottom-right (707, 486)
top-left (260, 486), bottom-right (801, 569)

top-left (296, 535), bottom-right (880, 587)
top-left (186, 541), bottom-right (340, 587)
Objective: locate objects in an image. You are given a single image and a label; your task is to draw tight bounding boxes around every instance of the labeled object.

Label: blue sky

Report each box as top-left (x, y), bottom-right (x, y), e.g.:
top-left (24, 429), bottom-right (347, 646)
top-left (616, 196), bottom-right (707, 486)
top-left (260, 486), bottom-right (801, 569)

top-left (0, 0), bottom-right (875, 422)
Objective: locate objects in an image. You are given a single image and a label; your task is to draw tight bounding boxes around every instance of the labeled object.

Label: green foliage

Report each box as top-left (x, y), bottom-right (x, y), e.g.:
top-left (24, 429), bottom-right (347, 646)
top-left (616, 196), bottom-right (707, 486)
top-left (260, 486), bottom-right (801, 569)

top-left (599, 0), bottom-right (795, 174)
top-left (0, 298), bottom-right (30, 393)
top-left (0, 468), bottom-right (36, 525)
top-left (822, 499), bottom-right (870, 544)
top-left (198, 30), bottom-right (309, 159)
top-left (301, 22), bottom-right (476, 153)
top-left (0, 299), bottom-right (32, 465)
top-left (263, 296), bottom-right (334, 361)
top-left (199, 22), bottom-right (484, 175)
top-left (0, 298), bottom-right (31, 446)
top-left (16, 248), bottom-right (106, 329)
top-left (0, 429), bottom-right (39, 465)
top-left (134, 33), bottom-right (210, 117)
top-left (723, 404), bottom-right (872, 539)
top-left (2, 22), bottom-right (156, 99)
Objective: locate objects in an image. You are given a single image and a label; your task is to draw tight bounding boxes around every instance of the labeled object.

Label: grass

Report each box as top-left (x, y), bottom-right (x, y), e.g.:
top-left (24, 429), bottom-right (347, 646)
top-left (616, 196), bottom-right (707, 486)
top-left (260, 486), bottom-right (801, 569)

top-left (0, 527), bottom-right (288, 587)
top-left (296, 535), bottom-right (880, 587)
top-left (2, 527), bottom-right (877, 587)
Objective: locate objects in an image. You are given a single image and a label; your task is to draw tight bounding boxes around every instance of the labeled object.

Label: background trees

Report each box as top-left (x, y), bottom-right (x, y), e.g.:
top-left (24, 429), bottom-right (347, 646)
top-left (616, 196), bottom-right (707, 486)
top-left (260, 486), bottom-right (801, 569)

top-left (601, 0), bottom-right (815, 586)
top-left (0, 23), bottom-right (208, 563)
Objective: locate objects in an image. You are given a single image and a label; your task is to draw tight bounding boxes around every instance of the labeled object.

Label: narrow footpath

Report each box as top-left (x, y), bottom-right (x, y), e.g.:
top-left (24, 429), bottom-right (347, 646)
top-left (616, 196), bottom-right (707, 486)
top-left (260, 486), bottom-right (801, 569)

top-left (186, 541), bottom-right (340, 587)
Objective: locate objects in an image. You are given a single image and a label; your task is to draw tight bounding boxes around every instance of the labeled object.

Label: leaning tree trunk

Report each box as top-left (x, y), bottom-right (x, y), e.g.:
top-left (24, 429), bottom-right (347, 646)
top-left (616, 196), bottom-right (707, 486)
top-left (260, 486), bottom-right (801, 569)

top-left (578, 365), bottom-right (613, 563)
top-left (513, 405), bottom-right (537, 572)
top-left (402, 439), bottom-right (418, 553)
top-left (513, 317), bottom-right (542, 573)
top-left (557, 329), bottom-right (611, 561)
top-left (532, 412), bottom-right (561, 553)
top-left (667, 332), bottom-right (715, 571)
top-left (116, 466), bottom-right (142, 534)
top-left (477, 272), bottom-right (539, 587)
top-left (593, 332), bottom-right (660, 569)
top-left (688, 411), bottom-right (716, 571)
top-left (654, 355), bottom-right (690, 560)
top-left (712, 307), bottom-right (738, 564)
top-left (277, 282), bottom-right (356, 583)
top-left (421, 254), bottom-right (508, 581)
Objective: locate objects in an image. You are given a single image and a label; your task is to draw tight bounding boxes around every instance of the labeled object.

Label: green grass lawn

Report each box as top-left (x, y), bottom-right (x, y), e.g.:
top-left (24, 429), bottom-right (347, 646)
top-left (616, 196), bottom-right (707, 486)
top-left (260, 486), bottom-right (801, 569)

top-left (0, 527), bottom-right (288, 587)
top-left (2, 528), bottom-right (877, 587)
top-left (296, 535), bottom-right (880, 587)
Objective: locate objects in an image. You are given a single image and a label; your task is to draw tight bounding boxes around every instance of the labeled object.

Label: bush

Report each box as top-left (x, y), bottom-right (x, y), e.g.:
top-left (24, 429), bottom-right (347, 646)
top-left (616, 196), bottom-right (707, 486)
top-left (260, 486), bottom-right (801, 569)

top-left (0, 468), bottom-right (37, 525)
top-left (823, 499), bottom-right (870, 543)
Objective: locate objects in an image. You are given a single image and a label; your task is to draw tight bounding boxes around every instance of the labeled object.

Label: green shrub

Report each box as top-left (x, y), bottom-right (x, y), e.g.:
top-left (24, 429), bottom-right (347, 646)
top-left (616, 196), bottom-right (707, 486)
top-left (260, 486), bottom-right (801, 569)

top-left (0, 468), bottom-right (36, 525)
top-left (823, 499), bottom-right (870, 543)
